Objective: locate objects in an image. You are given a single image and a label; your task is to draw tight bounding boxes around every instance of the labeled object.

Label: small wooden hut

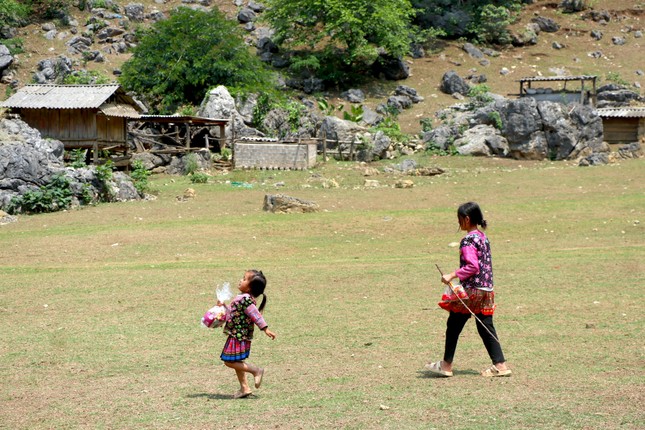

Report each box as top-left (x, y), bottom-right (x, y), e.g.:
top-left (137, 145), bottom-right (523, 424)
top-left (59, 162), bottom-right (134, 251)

top-left (596, 107), bottom-right (645, 144)
top-left (0, 84), bottom-right (143, 162)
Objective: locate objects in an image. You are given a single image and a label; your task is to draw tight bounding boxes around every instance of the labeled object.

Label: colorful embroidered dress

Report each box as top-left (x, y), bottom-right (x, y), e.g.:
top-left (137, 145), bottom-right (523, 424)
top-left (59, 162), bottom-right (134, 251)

top-left (220, 293), bottom-right (267, 362)
top-left (439, 230), bottom-right (496, 315)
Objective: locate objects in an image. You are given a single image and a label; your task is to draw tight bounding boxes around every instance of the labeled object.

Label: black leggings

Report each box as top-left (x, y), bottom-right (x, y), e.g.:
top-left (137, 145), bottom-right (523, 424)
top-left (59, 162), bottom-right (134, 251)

top-left (443, 311), bottom-right (506, 365)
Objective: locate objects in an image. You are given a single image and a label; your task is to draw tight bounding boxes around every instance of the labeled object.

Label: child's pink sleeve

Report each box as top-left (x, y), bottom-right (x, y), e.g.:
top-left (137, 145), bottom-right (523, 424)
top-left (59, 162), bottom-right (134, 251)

top-left (244, 303), bottom-right (268, 330)
top-left (455, 246), bottom-right (480, 281)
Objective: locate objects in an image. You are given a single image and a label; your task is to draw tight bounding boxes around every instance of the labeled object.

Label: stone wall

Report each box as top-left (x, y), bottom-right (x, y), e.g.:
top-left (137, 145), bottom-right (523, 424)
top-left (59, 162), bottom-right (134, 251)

top-left (233, 141), bottom-right (317, 170)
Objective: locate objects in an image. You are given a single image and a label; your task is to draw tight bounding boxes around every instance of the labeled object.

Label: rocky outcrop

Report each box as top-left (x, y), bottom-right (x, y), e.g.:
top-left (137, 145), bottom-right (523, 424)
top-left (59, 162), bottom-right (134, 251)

top-left (424, 98), bottom-right (606, 161)
top-left (0, 118), bottom-right (142, 213)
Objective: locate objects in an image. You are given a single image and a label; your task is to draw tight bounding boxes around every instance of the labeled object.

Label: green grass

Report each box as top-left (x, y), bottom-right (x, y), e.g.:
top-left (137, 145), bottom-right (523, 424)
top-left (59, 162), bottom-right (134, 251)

top-left (0, 156), bottom-right (643, 429)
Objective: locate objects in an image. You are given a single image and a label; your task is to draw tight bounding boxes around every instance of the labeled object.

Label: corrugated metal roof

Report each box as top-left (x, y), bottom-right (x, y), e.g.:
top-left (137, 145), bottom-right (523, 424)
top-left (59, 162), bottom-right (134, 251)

top-left (0, 84), bottom-right (135, 110)
top-left (597, 107), bottom-right (645, 118)
top-left (99, 103), bottom-right (141, 118)
top-left (518, 75), bottom-right (598, 82)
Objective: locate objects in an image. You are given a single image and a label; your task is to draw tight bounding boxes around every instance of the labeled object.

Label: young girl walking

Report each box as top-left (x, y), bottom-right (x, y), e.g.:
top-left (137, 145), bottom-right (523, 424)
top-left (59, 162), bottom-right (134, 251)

top-left (219, 269), bottom-right (276, 398)
top-left (426, 202), bottom-right (511, 377)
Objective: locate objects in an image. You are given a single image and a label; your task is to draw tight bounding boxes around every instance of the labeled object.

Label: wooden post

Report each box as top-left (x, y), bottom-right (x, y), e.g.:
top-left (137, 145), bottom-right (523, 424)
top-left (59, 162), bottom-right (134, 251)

top-left (349, 140), bottom-right (355, 161)
top-left (185, 124), bottom-right (190, 149)
top-left (322, 130), bottom-right (327, 161)
top-left (93, 140), bottom-right (98, 164)
top-left (219, 124), bottom-right (225, 150)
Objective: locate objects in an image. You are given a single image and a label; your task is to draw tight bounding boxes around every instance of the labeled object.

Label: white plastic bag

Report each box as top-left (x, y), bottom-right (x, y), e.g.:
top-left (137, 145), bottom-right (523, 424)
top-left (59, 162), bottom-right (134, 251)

top-left (201, 282), bottom-right (234, 328)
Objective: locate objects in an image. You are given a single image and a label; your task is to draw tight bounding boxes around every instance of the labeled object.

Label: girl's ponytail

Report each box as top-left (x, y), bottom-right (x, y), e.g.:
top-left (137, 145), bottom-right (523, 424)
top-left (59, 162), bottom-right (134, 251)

top-left (248, 269), bottom-right (267, 312)
top-left (458, 202), bottom-right (487, 229)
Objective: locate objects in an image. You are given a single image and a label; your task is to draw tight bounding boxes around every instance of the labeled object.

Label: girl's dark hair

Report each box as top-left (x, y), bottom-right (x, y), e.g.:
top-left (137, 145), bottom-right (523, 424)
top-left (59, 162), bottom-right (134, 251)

top-left (248, 269), bottom-right (267, 312)
top-left (457, 202), bottom-right (487, 229)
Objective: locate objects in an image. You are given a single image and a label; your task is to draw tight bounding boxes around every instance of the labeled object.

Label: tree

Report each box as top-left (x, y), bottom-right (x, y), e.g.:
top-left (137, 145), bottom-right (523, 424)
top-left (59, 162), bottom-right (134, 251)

top-left (263, 0), bottom-right (416, 84)
top-left (119, 7), bottom-right (274, 113)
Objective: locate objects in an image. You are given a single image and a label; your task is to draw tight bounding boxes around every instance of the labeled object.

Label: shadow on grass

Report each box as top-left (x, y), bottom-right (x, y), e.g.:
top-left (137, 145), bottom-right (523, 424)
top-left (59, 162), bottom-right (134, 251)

top-left (416, 369), bottom-right (480, 379)
top-left (186, 392), bottom-right (258, 400)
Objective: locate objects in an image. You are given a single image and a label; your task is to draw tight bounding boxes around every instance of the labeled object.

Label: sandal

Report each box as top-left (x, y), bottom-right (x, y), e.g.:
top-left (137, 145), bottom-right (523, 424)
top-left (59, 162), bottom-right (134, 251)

top-left (481, 364), bottom-right (512, 377)
top-left (233, 390), bottom-right (252, 399)
top-left (254, 368), bottom-right (264, 389)
top-left (424, 361), bottom-right (453, 377)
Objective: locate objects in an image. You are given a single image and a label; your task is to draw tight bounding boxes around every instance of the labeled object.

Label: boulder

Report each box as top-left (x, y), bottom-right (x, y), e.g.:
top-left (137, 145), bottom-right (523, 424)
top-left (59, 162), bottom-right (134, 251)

top-left (453, 125), bottom-right (509, 156)
top-left (462, 43), bottom-right (484, 59)
top-left (237, 7), bottom-right (256, 23)
top-left (359, 106), bottom-right (383, 127)
top-left (319, 116), bottom-right (367, 143)
top-left (341, 89), bottom-right (365, 103)
top-left (531, 16), bottom-right (560, 33)
top-left (124, 3), bottom-right (145, 22)
top-left (394, 85), bottom-right (424, 103)
top-left (198, 85), bottom-right (262, 139)
top-left (440, 71), bottom-right (470, 96)
top-left (560, 0), bottom-right (588, 13)
top-left (373, 55), bottom-right (409, 81)
top-left (512, 28), bottom-right (538, 46)
top-left (263, 194), bottom-right (319, 213)
top-left (0, 45), bottom-right (13, 71)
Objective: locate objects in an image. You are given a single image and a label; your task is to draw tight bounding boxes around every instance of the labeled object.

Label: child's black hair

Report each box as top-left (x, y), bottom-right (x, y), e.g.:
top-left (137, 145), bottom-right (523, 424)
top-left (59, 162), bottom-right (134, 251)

top-left (458, 202), bottom-right (487, 229)
top-left (248, 269), bottom-right (267, 312)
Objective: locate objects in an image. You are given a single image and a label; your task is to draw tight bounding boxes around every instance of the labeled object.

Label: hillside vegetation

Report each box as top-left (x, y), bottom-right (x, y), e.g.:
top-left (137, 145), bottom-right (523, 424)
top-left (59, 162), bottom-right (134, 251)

top-left (1, 0), bottom-right (643, 133)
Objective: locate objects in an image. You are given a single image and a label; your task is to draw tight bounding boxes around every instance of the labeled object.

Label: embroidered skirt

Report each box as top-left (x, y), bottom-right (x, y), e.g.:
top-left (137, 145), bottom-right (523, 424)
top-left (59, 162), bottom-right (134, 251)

top-left (438, 287), bottom-right (496, 315)
top-left (220, 336), bottom-right (251, 362)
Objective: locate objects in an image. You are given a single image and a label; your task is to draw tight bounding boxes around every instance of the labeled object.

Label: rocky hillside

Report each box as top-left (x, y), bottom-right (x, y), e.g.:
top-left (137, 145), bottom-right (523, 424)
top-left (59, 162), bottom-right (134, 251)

top-left (1, 0), bottom-right (643, 135)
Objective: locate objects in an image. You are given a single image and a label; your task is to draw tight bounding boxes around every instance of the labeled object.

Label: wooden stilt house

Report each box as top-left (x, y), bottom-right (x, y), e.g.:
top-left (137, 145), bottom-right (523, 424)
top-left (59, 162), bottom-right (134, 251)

top-left (0, 84), bottom-right (143, 162)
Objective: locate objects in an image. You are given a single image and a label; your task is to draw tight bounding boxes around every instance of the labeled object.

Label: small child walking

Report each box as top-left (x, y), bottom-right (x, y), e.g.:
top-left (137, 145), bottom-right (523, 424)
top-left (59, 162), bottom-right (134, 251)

top-left (219, 269), bottom-right (276, 398)
top-left (427, 202), bottom-right (511, 377)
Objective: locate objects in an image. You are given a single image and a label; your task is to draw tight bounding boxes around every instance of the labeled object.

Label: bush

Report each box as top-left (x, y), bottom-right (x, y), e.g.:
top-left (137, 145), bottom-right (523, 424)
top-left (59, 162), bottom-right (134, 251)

top-left (129, 160), bottom-right (151, 194)
top-left (119, 7), bottom-right (275, 113)
top-left (8, 173), bottom-right (73, 214)
top-left (67, 149), bottom-right (87, 168)
top-left (189, 172), bottom-right (209, 184)
top-left (63, 70), bottom-right (111, 85)
top-left (0, 0), bottom-right (29, 27)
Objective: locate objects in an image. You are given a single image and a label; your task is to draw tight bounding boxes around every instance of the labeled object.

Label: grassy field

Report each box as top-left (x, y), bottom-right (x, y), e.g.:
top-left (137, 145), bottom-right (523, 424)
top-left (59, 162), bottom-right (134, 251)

top-left (0, 155), bottom-right (643, 429)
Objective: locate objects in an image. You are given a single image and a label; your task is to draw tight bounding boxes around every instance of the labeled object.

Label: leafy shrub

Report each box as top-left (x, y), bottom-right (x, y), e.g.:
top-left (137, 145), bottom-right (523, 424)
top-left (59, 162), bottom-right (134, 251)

top-left (474, 5), bottom-right (514, 45)
top-left (119, 7), bottom-right (275, 113)
top-left (8, 173), bottom-right (73, 214)
top-left (129, 160), bottom-right (151, 194)
top-left (1, 38), bottom-right (24, 55)
top-left (95, 160), bottom-right (115, 200)
top-left (605, 72), bottom-right (630, 87)
top-left (67, 148), bottom-right (87, 168)
top-left (488, 111), bottom-right (503, 130)
top-left (63, 70), bottom-right (111, 85)
top-left (371, 114), bottom-right (410, 144)
top-left (189, 172), bottom-right (209, 184)
top-left (184, 153), bottom-right (200, 175)
top-left (343, 105), bottom-right (364, 123)
top-left (0, 0), bottom-right (29, 27)
top-left (420, 117), bottom-right (433, 132)
top-left (426, 141), bottom-right (458, 156)
top-left (177, 104), bottom-right (197, 116)
top-left (265, 0), bottom-right (417, 87)
top-left (467, 84), bottom-right (493, 108)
